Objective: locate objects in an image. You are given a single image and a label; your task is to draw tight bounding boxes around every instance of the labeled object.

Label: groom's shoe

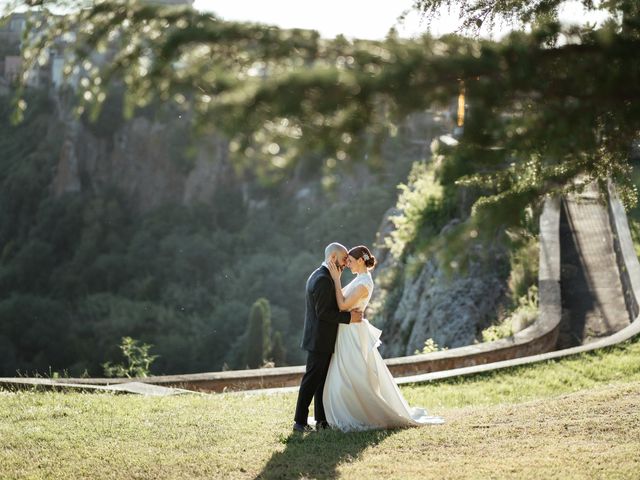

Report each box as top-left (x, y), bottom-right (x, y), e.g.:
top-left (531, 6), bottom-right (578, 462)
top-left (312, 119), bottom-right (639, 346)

top-left (316, 421), bottom-right (332, 431)
top-left (293, 422), bottom-right (314, 433)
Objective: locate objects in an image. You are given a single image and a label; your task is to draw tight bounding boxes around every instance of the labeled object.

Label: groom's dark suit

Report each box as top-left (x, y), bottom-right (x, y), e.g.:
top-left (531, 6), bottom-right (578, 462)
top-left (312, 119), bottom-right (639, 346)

top-left (294, 264), bottom-right (351, 427)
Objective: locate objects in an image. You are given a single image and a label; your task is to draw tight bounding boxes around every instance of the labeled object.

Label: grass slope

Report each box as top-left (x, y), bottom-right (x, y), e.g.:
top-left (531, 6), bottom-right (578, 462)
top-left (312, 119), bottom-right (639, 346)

top-left (2, 337), bottom-right (640, 479)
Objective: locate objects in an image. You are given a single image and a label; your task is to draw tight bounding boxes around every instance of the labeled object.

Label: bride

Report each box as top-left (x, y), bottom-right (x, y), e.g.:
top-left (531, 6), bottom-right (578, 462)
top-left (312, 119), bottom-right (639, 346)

top-left (323, 245), bottom-right (444, 431)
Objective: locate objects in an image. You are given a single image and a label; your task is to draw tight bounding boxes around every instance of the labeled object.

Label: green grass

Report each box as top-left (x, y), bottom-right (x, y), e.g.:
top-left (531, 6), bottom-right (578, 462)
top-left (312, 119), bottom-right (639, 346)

top-left (2, 337), bottom-right (640, 479)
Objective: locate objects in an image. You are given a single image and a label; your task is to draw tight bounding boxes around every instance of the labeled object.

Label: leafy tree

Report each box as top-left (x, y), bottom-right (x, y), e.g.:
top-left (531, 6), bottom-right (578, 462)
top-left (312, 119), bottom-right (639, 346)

top-left (260, 299), bottom-right (272, 358)
top-left (409, 0), bottom-right (640, 34)
top-left (0, 294), bottom-right (71, 375)
top-left (270, 331), bottom-right (287, 367)
top-left (7, 0), bottom-right (640, 231)
top-left (245, 298), bottom-right (271, 368)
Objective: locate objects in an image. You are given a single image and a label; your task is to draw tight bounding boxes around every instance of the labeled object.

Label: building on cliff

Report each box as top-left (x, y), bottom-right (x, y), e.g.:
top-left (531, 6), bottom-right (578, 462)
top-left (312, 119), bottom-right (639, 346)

top-left (1, 0), bottom-right (193, 89)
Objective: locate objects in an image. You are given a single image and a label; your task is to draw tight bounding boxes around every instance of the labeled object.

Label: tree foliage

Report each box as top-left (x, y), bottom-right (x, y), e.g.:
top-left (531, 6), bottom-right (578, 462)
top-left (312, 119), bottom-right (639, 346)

top-left (245, 298), bottom-right (270, 369)
top-left (409, 0), bottom-right (640, 34)
top-left (270, 331), bottom-right (287, 367)
top-left (6, 0), bottom-right (640, 224)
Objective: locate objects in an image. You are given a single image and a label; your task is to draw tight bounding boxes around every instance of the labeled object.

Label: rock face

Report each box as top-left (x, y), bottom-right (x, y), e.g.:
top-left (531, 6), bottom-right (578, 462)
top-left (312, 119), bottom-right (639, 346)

top-left (52, 113), bottom-right (231, 211)
top-left (378, 255), bottom-right (508, 357)
top-left (52, 136), bottom-right (81, 195)
top-left (370, 219), bottom-right (509, 357)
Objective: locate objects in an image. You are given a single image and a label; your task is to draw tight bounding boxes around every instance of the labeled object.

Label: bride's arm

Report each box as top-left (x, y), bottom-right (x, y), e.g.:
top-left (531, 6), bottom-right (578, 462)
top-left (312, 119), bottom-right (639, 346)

top-left (339, 285), bottom-right (368, 312)
top-left (327, 262), bottom-right (368, 311)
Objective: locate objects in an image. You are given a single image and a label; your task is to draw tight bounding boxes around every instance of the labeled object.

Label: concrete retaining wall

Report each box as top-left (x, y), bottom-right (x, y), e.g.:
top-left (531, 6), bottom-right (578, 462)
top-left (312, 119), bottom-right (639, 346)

top-left (608, 179), bottom-right (640, 319)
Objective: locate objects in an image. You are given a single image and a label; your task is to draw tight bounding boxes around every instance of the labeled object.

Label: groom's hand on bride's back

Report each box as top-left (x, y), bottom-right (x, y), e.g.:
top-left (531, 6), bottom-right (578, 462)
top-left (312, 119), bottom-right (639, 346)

top-left (350, 310), bottom-right (363, 323)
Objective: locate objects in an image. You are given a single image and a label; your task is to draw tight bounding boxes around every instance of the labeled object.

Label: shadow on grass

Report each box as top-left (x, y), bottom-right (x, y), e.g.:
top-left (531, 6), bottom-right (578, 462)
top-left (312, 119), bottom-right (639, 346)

top-left (256, 428), bottom-right (396, 480)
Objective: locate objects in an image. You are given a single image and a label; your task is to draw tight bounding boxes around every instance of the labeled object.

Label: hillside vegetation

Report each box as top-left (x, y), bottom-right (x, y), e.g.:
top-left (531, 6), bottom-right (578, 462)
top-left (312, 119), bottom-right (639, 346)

top-left (0, 91), bottom-right (420, 376)
top-left (1, 88), bottom-right (537, 378)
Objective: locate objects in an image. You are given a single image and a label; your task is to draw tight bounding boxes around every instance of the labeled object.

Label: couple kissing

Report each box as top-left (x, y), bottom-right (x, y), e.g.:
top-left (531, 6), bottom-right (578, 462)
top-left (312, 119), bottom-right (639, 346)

top-left (293, 242), bottom-right (444, 433)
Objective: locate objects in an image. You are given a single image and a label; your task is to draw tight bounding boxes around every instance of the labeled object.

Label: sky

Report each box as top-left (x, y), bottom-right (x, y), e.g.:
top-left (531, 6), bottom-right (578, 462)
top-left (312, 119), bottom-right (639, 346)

top-left (192, 0), bottom-right (611, 40)
top-left (192, 0), bottom-right (442, 39)
top-left (0, 0), bottom-right (611, 39)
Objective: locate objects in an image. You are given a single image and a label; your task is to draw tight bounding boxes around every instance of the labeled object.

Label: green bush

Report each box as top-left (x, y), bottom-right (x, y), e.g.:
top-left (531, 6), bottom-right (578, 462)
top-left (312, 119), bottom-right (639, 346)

top-left (270, 331), bottom-right (287, 366)
top-left (386, 161), bottom-right (457, 259)
top-left (245, 298), bottom-right (271, 369)
top-left (414, 338), bottom-right (447, 354)
top-left (102, 336), bottom-right (159, 378)
top-left (480, 285), bottom-right (538, 342)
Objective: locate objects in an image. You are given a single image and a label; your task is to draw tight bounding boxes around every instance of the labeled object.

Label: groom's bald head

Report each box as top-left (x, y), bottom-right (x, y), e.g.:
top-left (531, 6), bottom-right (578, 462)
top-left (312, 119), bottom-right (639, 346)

top-left (325, 242), bottom-right (348, 269)
top-left (325, 242), bottom-right (347, 260)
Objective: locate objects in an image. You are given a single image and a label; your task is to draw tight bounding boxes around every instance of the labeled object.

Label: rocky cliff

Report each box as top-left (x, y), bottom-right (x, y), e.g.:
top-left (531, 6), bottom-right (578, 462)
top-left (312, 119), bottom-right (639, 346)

top-left (370, 210), bottom-right (510, 358)
top-left (52, 106), bottom-right (232, 211)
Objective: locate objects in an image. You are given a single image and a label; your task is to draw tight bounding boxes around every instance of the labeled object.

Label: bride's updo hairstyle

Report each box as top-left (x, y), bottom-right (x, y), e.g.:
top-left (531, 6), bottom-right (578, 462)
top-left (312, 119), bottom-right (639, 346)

top-left (348, 245), bottom-right (377, 270)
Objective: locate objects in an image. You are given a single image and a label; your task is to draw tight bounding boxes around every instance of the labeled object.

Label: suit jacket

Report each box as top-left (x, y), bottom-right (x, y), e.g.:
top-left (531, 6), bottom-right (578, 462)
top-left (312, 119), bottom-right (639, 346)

top-left (301, 265), bottom-right (351, 353)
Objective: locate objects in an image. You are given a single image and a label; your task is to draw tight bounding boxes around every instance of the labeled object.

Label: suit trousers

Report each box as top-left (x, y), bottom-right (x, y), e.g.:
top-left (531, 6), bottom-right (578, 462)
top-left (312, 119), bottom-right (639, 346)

top-left (294, 350), bottom-right (332, 425)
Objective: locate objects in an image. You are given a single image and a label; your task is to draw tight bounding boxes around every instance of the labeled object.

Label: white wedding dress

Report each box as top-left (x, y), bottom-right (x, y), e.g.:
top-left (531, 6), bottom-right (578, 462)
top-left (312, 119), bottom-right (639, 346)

top-left (323, 272), bottom-right (445, 432)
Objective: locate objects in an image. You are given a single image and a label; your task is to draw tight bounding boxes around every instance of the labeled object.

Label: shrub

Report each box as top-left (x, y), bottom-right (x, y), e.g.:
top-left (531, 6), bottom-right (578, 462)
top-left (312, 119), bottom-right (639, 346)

top-left (414, 338), bottom-right (447, 355)
top-left (245, 298), bottom-right (271, 369)
top-left (102, 336), bottom-right (158, 378)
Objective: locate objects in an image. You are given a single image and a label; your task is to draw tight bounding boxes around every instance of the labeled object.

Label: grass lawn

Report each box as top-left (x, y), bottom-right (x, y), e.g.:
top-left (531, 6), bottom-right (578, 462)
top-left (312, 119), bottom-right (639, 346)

top-left (2, 337), bottom-right (640, 479)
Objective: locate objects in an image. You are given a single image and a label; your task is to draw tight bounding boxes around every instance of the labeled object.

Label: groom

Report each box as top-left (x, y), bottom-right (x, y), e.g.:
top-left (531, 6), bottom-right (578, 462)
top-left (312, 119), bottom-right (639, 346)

top-left (293, 242), bottom-right (362, 432)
